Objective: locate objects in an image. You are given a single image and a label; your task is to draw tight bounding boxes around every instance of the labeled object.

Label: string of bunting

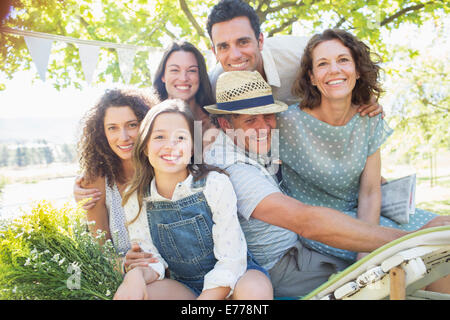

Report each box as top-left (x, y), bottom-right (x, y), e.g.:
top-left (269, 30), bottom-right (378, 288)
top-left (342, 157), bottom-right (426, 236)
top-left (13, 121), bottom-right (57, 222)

top-left (0, 26), bottom-right (215, 85)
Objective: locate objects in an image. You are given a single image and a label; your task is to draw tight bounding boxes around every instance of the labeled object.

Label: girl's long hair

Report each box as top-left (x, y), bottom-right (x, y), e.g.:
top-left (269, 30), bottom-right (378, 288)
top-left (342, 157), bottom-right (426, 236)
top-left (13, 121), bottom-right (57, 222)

top-left (122, 99), bottom-right (225, 224)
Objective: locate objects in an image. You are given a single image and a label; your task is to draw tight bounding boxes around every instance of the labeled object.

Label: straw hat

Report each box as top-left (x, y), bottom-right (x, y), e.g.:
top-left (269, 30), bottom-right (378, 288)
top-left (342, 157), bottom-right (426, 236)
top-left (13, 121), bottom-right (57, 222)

top-left (204, 71), bottom-right (288, 115)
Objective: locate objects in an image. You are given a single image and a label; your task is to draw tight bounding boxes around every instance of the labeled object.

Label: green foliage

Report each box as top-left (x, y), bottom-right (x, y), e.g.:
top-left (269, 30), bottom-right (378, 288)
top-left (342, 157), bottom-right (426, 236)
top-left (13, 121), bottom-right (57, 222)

top-left (1, 0), bottom-right (448, 89)
top-left (0, 0), bottom-right (448, 169)
top-left (0, 201), bottom-right (123, 300)
top-left (382, 27), bottom-right (449, 161)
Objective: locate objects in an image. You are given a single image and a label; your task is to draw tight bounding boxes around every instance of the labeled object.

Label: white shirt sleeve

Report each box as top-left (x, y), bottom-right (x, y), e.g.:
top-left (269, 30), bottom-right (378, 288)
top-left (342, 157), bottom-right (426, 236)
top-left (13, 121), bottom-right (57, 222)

top-left (123, 190), bottom-right (168, 279)
top-left (202, 172), bottom-right (248, 297)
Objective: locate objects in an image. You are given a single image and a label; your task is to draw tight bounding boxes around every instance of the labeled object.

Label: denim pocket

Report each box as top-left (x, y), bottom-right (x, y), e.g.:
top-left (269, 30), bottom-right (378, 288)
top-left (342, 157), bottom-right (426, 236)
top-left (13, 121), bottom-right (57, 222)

top-left (157, 215), bottom-right (216, 280)
top-left (156, 214), bottom-right (215, 277)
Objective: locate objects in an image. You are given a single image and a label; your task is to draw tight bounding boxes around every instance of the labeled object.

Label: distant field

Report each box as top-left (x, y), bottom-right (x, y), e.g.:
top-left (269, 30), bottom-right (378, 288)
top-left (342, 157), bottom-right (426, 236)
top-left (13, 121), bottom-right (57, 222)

top-left (1, 152), bottom-right (449, 218)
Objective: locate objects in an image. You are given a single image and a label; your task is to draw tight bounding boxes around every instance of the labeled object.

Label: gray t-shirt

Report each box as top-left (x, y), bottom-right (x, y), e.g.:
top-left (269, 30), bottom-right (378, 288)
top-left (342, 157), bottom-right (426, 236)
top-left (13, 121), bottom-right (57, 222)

top-left (204, 131), bottom-right (298, 270)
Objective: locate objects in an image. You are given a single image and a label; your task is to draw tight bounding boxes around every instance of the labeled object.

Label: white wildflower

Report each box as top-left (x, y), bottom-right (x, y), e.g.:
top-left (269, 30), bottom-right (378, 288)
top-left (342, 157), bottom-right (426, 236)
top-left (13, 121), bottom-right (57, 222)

top-left (58, 257), bottom-right (66, 265)
top-left (106, 290), bottom-right (111, 297)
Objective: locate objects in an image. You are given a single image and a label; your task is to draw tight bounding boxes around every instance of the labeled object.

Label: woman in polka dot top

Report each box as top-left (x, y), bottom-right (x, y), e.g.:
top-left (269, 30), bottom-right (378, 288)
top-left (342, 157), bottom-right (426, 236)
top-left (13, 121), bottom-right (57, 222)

top-left (277, 29), bottom-right (438, 262)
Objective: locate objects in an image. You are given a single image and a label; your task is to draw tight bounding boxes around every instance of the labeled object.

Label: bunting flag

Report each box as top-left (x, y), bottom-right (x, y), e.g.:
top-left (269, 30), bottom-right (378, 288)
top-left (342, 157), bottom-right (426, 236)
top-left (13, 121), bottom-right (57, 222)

top-left (1, 27), bottom-right (216, 86)
top-left (77, 43), bottom-right (100, 86)
top-left (116, 48), bottom-right (136, 84)
top-left (147, 48), bottom-right (164, 80)
top-left (23, 36), bottom-right (53, 82)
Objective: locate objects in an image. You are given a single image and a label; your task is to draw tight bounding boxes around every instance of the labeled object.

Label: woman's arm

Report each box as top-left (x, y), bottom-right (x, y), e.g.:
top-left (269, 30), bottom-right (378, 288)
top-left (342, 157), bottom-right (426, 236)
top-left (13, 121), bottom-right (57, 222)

top-left (357, 149), bottom-right (382, 225)
top-left (356, 149), bottom-right (382, 258)
top-left (81, 176), bottom-right (111, 242)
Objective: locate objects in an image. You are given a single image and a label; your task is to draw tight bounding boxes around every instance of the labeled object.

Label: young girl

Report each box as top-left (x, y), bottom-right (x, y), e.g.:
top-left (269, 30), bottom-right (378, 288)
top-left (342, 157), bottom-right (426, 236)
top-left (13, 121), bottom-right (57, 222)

top-left (114, 99), bottom-right (273, 300)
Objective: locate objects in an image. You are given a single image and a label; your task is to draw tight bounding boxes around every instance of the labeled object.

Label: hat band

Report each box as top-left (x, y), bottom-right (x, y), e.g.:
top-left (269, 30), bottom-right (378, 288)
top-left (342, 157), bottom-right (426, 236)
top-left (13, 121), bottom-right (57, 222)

top-left (217, 95), bottom-right (275, 111)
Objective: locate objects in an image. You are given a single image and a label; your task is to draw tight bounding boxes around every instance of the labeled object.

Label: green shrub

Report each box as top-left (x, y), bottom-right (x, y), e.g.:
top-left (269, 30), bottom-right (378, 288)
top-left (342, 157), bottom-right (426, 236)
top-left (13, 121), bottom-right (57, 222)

top-left (0, 201), bottom-right (123, 300)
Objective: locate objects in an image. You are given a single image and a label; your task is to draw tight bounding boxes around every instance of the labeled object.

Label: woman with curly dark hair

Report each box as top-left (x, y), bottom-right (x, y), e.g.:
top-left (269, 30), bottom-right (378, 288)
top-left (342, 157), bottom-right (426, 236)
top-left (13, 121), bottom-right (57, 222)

top-left (277, 29), bottom-right (437, 262)
top-left (77, 87), bottom-right (158, 256)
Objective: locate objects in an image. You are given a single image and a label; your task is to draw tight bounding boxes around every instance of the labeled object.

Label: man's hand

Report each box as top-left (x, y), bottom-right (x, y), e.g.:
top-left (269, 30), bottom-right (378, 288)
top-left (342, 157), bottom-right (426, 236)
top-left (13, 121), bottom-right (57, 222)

top-left (73, 175), bottom-right (102, 210)
top-left (123, 243), bottom-right (159, 273)
top-left (419, 216), bottom-right (450, 230)
top-left (357, 97), bottom-right (385, 118)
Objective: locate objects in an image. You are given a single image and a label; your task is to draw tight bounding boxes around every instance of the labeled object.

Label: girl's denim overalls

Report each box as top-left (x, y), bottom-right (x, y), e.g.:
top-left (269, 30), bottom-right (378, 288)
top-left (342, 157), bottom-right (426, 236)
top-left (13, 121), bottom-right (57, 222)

top-left (145, 177), bottom-right (267, 295)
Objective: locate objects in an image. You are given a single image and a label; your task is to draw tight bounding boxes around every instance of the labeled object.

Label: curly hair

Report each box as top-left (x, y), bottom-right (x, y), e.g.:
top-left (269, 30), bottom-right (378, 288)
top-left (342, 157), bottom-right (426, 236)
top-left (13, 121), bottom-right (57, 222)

top-left (78, 87), bottom-right (159, 187)
top-left (292, 29), bottom-right (383, 109)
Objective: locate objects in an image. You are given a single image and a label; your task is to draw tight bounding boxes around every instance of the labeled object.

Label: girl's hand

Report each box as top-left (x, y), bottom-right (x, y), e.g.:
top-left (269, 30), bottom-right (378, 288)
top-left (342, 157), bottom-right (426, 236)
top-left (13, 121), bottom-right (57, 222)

top-left (123, 243), bottom-right (159, 273)
top-left (114, 268), bottom-right (148, 300)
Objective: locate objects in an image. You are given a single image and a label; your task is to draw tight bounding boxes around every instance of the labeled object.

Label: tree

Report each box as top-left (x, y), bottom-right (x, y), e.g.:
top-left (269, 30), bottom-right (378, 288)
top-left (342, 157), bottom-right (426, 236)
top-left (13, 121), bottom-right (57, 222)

top-left (1, 0), bottom-right (448, 89)
top-left (0, 145), bottom-right (10, 167)
top-left (15, 145), bottom-right (29, 167)
top-left (380, 19), bottom-right (449, 186)
top-left (41, 144), bottom-right (54, 165)
top-left (60, 143), bottom-right (76, 163)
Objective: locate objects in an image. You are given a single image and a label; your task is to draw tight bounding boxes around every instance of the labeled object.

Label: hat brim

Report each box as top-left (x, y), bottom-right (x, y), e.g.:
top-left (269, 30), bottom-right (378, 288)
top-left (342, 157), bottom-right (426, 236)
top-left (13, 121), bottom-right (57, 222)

top-left (204, 100), bottom-right (288, 115)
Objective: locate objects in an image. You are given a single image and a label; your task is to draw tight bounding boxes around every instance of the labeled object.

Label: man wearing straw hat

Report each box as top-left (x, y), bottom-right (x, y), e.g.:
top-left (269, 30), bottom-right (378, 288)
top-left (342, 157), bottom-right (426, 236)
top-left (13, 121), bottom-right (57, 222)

top-left (203, 70), bottom-right (450, 297)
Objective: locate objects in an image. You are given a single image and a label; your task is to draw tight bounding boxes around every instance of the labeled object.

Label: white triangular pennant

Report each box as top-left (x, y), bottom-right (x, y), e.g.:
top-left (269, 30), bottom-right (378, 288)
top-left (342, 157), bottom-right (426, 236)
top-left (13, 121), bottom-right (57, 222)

top-left (147, 48), bottom-right (164, 81)
top-left (24, 36), bottom-right (52, 82)
top-left (116, 48), bottom-right (136, 84)
top-left (77, 44), bottom-right (100, 85)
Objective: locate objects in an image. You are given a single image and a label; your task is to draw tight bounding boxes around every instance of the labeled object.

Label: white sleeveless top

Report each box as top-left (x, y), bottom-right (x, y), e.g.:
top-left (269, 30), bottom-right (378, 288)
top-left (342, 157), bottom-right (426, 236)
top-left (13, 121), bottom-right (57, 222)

top-left (105, 177), bottom-right (131, 256)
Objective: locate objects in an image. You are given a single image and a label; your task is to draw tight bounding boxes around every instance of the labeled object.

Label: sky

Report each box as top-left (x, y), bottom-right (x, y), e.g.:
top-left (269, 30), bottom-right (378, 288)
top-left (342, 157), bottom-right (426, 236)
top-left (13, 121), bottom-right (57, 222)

top-left (0, 71), bottom-right (106, 119)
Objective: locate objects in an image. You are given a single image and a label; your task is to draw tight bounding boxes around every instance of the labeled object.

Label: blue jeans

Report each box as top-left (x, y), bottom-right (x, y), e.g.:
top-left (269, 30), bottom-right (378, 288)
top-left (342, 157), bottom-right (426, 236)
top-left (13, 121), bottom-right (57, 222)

top-left (146, 177), bottom-right (267, 295)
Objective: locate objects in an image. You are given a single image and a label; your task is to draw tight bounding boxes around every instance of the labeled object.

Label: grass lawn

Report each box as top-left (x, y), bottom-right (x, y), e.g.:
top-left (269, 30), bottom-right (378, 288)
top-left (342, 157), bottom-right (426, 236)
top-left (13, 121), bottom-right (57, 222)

top-left (383, 151), bottom-right (450, 216)
top-left (416, 174), bottom-right (450, 215)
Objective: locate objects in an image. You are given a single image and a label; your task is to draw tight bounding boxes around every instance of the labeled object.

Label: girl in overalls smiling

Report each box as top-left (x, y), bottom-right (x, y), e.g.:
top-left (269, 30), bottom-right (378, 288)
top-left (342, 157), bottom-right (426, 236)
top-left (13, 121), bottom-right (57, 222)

top-left (114, 99), bottom-right (273, 300)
